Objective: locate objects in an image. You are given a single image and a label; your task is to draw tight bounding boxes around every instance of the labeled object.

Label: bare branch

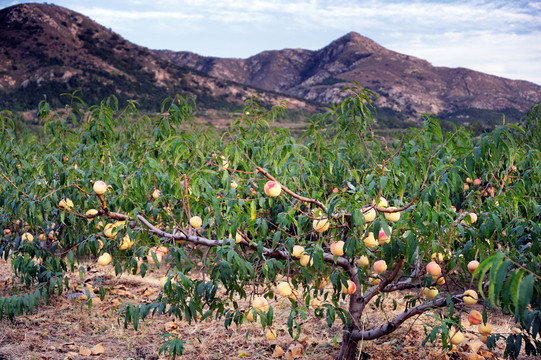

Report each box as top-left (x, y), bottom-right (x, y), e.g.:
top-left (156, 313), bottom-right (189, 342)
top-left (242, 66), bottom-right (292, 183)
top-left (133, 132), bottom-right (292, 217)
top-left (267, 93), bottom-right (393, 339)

top-left (351, 294), bottom-right (464, 341)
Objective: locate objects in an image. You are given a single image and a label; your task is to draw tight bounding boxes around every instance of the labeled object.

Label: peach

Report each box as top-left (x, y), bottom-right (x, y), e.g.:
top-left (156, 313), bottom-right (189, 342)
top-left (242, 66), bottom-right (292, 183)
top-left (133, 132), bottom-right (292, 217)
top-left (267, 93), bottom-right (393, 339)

top-left (311, 297), bottom-right (323, 310)
top-left (276, 282), bottom-right (292, 297)
top-left (330, 241), bottom-right (345, 256)
top-left (467, 213), bottom-right (478, 224)
top-left (463, 290), bottom-right (478, 305)
top-left (97, 253), bottom-right (112, 266)
top-left (189, 216), bottom-right (203, 229)
top-left (252, 296), bottom-right (269, 312)
top-left (300, 254), bottom-right (313, 267)
top-left (235, 231), bottom-right (243, 244)
top-left (478, 323), bottom-right (492, 335)
top-left (341, 279), bottom-right (356, 295)
top-left (426, 261), bottom-right (442, 276)
top-left (119, 234), bottom-right (133, 250)
top-left (473, 178), bottom-right (482, 186)
top-left (468, 310), bottom-right (483, 325)
top-left (373, 260), bottom-right (387, 273)
top-left (468, 260), bottom-right (480, 273)
top-left (363, 232), bottom-right (377, 248)
top-left (384, 207), bottom-right (401, 222)
top-left (466, 177), bottom-right (473, 184)
top-left (423, 287), bottom-right (439, 300)
top-left (378, 228), bottom-right (391, 245)
top-left (363, 207), bottom-right (377, 223)
top-left (264, 181), bottom-right (281, 197)
top-left (357, 255), bottom-right (369, 267)
top-left (86, 209), bottom-right (99, 220)
top-left (376, 197), bottom-right (388, 208)
top-left (21, 232), bottom-right (33, 242)
top-left (152, 189), bottom-right (161, 199)
top-left (313, 218), bottom-right (329, 233)
top-left (450, 331), bottom-right (464, 345)
top-left (291, 245), bottom-right (305, 258)
top-left (93, 180), bottom-right (107, 195)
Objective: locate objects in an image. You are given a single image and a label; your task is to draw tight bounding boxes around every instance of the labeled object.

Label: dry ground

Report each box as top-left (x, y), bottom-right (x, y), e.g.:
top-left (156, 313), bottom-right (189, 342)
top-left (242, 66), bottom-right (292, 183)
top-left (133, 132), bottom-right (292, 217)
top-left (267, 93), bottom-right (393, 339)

top-left (0, 258), bottom-right (532, 360)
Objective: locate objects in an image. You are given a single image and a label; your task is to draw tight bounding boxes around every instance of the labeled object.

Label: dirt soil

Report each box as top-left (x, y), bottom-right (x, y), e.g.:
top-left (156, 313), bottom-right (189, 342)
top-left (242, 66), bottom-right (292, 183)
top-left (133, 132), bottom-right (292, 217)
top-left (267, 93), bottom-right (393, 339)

top-left (0, 258), bottom-right (532, 360)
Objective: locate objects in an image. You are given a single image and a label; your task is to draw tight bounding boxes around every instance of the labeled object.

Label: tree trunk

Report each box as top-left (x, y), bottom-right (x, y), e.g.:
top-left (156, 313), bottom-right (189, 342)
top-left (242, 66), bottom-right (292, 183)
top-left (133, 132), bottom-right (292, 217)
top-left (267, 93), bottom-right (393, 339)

top-left (337, 329), bottom-right (359, 360)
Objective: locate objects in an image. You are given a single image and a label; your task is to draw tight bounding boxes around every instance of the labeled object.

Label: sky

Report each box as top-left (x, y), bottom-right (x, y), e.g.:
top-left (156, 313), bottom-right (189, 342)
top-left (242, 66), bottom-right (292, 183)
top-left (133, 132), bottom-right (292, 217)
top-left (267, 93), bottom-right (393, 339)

top-left (2, 0), bottom-right (541, 85)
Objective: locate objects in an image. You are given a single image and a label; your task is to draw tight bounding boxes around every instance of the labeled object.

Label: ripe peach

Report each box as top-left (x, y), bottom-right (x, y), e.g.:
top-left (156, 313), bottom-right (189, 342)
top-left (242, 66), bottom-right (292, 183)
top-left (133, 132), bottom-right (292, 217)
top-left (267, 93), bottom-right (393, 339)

top-left (235, 231), bottom-right (243, 244)
top-left (231, 180), bottom-right (238, 189)
top-left (378, 228), bottom-right (391, 245)
top-left (330, 241), bottom-right (345, 256)
top-left (463, 290), bottom-right (478, 305)
top-left (189, 216), bottom-right (203, 229)
top-left (152, 189), bottom-right (161, 199)
top-left (300, 254), bottom-right (313, 267)
top-left (252, 296), bottom-right (269, 312)
top-left (98, 253), bottom-right (112, 266)
top-left (22, 232), bottom-right (33, 242)
top-left (384, 208), bottom-right (401, 222)
top-left (246, 309), bottom-right (255, 322)
top-left (341, 280), bottom-right (356, 295)
top-left (464, 183), bottom-right (470, 190)
top-left (423, 287), bottom-right (439, 300)
top-left (332, 187), bottom-right (339, 193)
top-left (468, 310), bottom-right (483, 325)
top-left (426, 261), bottom-right (441, 276)
top-left (363, 232), bottom-right (377, 248)
top-left (357, 255), bottom-right (369, 267)
top-left (466, 213), bottom-right (478, 224)
top-left (450, 331), bottom-right (464, 345)
top-left (119, 234), bottom-right (133, 250)
top-left (276, 282), bottom-right (292, 297)
top-left (376, 197), bottom-right (388, 208)
top-left (473, 178), bottom-right (482, 186)
top-left (478, 323), bottom-right (492, 335)
top-left (311, 297), bottom-right (322, 310)
top-left (291, 245), bottom-right (305, 258)
top-left (431, 252), bottom-right (444, 262)
top-left (288, 289), bottom-right (300, 301)
top-left (373, 260), bottom-right (387, 273)
top-left (466, 177), bottom-right (473, 184)
top-left (86, 209), bottom-right (99, 220)
top-left (93, 180), bottom-right (107, 195)
top-left (313, 218), bottom-right (329, 233)
top-left (468, 260), bottom-right (480, 273)
top-left (363, 207), bottom-right (377, 223)
top-left (264, 181), bottom-right (281, 197)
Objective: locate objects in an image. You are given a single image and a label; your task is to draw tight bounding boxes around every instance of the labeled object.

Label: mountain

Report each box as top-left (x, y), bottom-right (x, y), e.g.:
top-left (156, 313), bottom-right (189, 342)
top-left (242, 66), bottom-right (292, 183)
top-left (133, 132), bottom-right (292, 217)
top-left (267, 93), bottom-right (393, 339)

top-left (0, 3), bottom-right (311, 112)
top-left (156, 32), bottom-right (541, 116)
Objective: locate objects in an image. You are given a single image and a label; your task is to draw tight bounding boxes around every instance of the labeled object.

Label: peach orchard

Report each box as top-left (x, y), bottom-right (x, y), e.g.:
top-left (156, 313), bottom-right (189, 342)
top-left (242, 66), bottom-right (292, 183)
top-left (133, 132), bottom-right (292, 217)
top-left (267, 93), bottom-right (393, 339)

top-left (0, 87), bottom-right (540, 359)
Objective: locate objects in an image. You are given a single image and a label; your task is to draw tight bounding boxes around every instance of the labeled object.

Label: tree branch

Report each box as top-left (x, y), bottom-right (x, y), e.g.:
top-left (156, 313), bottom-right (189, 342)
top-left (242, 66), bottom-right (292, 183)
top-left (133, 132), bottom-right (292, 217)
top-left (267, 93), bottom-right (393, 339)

top-left (351, 294), bottom-right (464, 341)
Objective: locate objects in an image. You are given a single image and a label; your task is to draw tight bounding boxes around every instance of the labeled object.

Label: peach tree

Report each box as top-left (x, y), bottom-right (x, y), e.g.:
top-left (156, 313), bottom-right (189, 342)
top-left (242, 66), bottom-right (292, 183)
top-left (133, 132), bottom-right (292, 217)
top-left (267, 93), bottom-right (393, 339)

top-left (0, 88), bottom-right (539, 359)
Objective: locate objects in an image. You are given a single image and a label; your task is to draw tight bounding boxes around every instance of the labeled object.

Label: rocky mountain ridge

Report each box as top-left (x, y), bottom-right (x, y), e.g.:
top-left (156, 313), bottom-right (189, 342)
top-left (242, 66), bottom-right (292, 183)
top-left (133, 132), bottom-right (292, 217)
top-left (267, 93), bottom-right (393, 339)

top-left (156, 32), bottom-right (541, 115)
top-left (0, 3), bottom-right (311, 112)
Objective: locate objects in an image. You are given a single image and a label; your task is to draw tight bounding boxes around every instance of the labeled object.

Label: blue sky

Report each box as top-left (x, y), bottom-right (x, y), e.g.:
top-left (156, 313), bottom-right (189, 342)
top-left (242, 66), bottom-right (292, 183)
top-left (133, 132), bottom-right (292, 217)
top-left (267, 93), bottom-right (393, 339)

top-left (2, 0), bottom-right (541, 84)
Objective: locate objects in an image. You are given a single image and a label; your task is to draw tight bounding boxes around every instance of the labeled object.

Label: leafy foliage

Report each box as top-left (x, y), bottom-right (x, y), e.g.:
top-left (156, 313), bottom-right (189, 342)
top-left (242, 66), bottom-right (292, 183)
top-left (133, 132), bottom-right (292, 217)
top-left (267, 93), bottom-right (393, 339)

top-left (0, 86), bottom-right (539, 359)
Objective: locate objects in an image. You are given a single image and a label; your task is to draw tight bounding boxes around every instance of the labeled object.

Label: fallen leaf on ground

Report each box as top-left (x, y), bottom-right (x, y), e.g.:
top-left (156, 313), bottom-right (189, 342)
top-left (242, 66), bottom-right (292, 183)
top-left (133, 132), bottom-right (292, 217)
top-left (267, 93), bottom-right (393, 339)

top-left (272, 346), bottom-right (284, 357)
top-left (79, 346), bottom-right (92, 356)
top-left (91, 343), bottom-right (105, 355)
